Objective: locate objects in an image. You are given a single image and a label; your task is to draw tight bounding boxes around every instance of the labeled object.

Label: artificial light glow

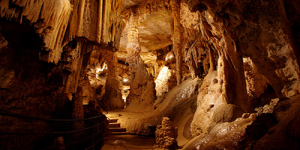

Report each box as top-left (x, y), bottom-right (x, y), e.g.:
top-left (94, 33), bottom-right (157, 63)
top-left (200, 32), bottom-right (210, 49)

top-left (95, 63), bottom-right (107, 79)
top-left (123, 78), bottom-right (129, 82)
top-left (165, 52), bottom-right (174, 61)
top-left (123, 86), bottom-right (130, 90)
top-left (96, 63), bottom-right (107, 74)
top-left (121, 85), bottom-right (130, 108)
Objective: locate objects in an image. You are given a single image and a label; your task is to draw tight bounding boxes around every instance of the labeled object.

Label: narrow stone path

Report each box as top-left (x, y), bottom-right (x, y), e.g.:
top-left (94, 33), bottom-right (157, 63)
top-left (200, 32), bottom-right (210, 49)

top-left (101, 135), bottom-right (155, 150)
top-left (106, 118), bottom-right (127, 135)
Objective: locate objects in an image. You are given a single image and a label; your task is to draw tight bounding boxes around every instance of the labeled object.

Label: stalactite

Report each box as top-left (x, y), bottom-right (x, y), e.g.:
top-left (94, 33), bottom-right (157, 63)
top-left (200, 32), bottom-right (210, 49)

top-left (171, 0), bottom-right (182, 85)
top-left (0, 0), bottom-right (72, 63)
top-left (97, 0), bottom-right (104, 43)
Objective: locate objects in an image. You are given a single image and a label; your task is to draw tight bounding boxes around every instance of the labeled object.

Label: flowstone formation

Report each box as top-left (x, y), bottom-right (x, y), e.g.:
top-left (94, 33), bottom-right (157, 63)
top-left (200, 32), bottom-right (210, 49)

top-left (154, 117), bottom-right (178, 150)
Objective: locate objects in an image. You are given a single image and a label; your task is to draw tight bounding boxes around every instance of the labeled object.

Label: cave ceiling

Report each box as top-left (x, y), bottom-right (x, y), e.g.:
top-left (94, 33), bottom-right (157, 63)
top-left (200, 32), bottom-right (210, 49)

top-left (118, 3), bottom-right (173, 66)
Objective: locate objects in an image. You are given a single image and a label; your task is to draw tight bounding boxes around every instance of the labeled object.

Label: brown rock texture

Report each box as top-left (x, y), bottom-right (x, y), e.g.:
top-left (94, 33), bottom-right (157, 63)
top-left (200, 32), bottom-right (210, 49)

top-left (101, 51), bottom-right (124, 109)
top-left (125, 8), bottom-right (156, 111)
top-left (154, 117), bottom-right (178, 149)
top-left (0, 0), bottom-right (125, 63)
top-left (0, 0), bottom-right (72, 63)
top-left (171, 0), bottom-right (183, 85)
top-left (0, 0), bottom-right (300, 149)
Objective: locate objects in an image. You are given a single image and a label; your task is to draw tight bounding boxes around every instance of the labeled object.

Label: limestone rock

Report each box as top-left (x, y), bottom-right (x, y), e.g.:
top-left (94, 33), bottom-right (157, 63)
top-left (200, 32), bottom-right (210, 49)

top-left (126, 63), bottom-right (156, 111)
top-left (154, 117), bottom-right (178, 149)
top-left (0, 0), bottom-right (72, 63)
top-left (101, 51), bottom-right (125, 109)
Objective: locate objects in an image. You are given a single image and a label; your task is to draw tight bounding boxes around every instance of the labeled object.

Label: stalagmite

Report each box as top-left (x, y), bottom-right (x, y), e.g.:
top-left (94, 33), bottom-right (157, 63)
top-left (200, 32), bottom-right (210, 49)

top-left (102, 51), bottom-right (124, 109)
top-left (126, 7), bottom-right (141, 70)
top-left (171, 0), bottom-right (182, 85)
top-left (125, 8), bottom-right (156, 111)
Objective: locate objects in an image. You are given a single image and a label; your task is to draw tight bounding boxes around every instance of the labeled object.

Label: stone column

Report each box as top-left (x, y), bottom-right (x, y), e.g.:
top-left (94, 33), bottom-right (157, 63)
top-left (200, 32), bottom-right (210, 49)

top-left (125, 8), bottom-right (156, 110)
top-left (154, 117), bottom-right (178, 149)
top-left (171, 0), bottom-right (182, 85)
top-left (126, 7), bottom-right (142, 70)
top-left (219, 33), bottom-right (251, 113)
top-left (72, 87), bottom-right (84, 131)
top-left (102, 51), bottom-right (124, 109)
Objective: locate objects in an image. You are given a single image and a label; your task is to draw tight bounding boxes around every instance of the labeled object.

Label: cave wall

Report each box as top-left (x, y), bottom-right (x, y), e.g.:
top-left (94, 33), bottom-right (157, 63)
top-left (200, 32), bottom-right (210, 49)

top-left (0, 1), bottom-right (126, 148)
top-left (0, 0), bottom-right (126, 117)
top-left (0, 22), bottom-right (70, 118)
top-left (0, 0), bottom-right (125, 63)
top-left (178, 0), bottom-right (300, 148)
top-left (0, 0), bottom-right (72, 63)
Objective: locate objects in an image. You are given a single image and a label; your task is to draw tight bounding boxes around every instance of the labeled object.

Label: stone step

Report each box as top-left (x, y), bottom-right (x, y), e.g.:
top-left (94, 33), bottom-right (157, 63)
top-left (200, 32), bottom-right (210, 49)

top-left (108, 123), bottom-right (121, 128)
top-left (106, 132), bottom-right (128, 135)
top-left (108, 118), bottom-right (118, 123)
top-left (107, 128), bottom-right (126, 132)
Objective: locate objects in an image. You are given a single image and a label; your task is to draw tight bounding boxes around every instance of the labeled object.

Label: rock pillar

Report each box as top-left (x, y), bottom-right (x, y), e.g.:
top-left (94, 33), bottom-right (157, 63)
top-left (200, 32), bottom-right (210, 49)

top-left (72, 87), bottom-right (84, 131)
top-left (219, 33), bottom-right (251, 112)
top-left (171, 0), bottom-right (182, 85)
top-left (125, 8), bottom-right (156, 110)
top-left (102, 51), bottom-right (124, 109)
top-left (126, 7), bottom-right (142, 70)
top-left (154, 117), bottom-right (178, 150)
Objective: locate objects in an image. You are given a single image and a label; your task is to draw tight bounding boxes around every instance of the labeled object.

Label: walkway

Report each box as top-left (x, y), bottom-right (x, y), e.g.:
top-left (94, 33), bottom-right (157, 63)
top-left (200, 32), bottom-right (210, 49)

top-left (101, 135), bottom-right (155, 150)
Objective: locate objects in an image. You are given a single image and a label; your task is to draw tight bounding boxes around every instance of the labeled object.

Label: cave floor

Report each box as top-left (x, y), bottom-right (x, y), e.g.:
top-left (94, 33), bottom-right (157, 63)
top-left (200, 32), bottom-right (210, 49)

top-left (101, 135), bottom-right (155, 150)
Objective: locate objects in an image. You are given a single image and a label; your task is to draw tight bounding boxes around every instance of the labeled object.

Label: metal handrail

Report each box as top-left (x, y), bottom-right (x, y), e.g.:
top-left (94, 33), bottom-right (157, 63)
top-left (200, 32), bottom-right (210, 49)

top-left (41, 128), bottom-right (104, 150)
top-left (1, 121), bottom-right (103, 135)
top-left (0, 112), bottom-right (106, 150)
top-left (0, 112), bottom-right (103, 122)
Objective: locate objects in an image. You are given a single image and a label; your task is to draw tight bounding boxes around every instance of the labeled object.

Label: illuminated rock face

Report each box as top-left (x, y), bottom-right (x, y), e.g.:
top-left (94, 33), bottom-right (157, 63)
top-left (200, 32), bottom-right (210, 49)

top-left (125, 8), bottom-right (156, 111)
top-left (1, 0), bottom-right (300, 149)
top-left (171, 0), bottom-right (182, 85)
top-left (0, 0), bottom-right (125, 63)
top-left (155, 66), bottom-right (171, 97)
top-left (0, 0), bottom-right (72, 63)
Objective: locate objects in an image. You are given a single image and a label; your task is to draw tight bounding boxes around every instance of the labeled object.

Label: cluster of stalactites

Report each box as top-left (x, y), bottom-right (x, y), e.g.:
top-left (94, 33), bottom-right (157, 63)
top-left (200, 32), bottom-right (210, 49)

top-left (0, 0), bottom-right (72, 63)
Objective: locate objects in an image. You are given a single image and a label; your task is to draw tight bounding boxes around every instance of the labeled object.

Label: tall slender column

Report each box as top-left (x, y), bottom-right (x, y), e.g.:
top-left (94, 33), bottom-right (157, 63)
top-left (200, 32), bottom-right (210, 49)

top-left (171, 0), bottom-right (182, 85)
top-left (126, 7), bottom-right (141, 70)
top-left (125, 7), bottom-right (156, 110)
top-left (102, 51), bottom-right (124, 109)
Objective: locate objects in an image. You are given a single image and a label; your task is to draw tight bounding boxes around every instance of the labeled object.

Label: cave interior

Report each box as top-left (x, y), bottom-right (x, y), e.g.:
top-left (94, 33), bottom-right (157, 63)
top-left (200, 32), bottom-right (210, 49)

top-left (0, 0), bottom-right (300, 150)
